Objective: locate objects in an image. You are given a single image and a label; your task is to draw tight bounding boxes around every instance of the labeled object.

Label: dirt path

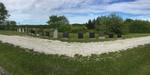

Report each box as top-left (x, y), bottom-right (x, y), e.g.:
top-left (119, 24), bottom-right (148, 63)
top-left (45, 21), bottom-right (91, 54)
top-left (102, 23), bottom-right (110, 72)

top-left (0, 34), bottom-right (150, 56)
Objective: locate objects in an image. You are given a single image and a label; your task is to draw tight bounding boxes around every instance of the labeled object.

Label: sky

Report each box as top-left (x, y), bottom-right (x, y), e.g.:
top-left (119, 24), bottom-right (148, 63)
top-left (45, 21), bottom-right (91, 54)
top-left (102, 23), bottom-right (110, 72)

top-left (0, 0), bottom-right (150, 25)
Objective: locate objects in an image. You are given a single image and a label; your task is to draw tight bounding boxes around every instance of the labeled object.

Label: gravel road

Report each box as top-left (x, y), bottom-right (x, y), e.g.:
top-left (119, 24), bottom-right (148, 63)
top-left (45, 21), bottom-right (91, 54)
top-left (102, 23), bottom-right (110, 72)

top-left (0, 35), bottom-right (150, 56)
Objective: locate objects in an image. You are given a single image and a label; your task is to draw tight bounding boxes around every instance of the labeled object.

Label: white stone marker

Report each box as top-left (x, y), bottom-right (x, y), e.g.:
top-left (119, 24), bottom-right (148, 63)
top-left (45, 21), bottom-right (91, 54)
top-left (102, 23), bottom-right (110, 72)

top-left (22, 28), bottom-right (25, 32)
top-left (53, 29), bottom-right (58, 39)
top-left (18, 28), bottom-right (21, 32)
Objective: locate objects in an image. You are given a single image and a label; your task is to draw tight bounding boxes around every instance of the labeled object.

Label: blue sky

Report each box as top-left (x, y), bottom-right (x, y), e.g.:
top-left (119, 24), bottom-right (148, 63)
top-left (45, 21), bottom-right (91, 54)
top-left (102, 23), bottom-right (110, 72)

top-left (1, 0), bottom-right (150, 24)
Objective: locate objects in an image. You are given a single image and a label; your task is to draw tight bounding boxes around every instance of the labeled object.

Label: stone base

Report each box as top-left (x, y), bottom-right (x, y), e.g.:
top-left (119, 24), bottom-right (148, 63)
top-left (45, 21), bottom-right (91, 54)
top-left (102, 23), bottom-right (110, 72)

top-left (99, 37), bottom-right (106, 39)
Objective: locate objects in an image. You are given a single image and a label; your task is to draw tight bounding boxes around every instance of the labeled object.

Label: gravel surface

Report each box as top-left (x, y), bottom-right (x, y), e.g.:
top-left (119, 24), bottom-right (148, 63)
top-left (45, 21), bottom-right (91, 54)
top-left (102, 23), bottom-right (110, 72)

top-left (0, 35), bottom-right (150, 57)
top-left (0, 66), bottom-right (9, 75)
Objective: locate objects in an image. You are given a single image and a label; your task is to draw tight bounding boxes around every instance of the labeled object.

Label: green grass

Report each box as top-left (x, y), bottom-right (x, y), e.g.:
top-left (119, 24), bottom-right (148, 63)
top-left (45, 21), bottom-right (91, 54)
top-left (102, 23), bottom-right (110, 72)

top-left (0, 42), bottom-right (150, 75)
top-left (0, 30), bottom-right (27, 36)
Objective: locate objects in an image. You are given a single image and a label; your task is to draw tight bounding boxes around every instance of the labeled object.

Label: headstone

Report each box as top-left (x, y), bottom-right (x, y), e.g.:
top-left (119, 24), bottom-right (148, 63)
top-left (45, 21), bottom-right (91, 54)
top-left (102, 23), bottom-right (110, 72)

top-left (22, 28), bottom-right (25, 32)
top-left (89, 32), bottom-right (95, 38)
top-left (25, 27), bottom-right (28, 33)
top-left (78, 32), bottom-right (84, 39)
top-left (99, 33), bottom-right (106, 39)
top-left (117, 34), bottom-right (122, 38)
top-left (108, 33), bottom-right (114, 38)
top-left (31, 30), bottom-right (35, 34)
top-left (45, 32), bottom-right (50, 36)
top-left (53, 29), bottom-right (58, 39)
top-left (99, 36), bottom-right (106, 39)
top-left (18, 28), bottom-right (21, 32)
top-left (63, 32), bottom-right (69, 38)
top-left (36, 33), bottom-right (40, 36)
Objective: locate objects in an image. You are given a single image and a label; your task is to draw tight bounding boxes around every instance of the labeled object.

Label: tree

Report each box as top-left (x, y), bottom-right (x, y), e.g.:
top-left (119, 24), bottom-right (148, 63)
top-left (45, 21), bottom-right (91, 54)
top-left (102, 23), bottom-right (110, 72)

top-left (71, 24), bottom-right (87, 32)
top-left (9, 21), bottom-right (16, 25)
top-left (108, 14), bottom-right (124, 34)
top-left (0, 2), bottom-right (9, 24)
top-left (86, 19), bottom-right (96, 29)
top-left (95, 16), bottom-right (110, 34)
top-left (92, 14), bottom-right (124, 35)
top-left (47, 15), bottom-right (69, 28)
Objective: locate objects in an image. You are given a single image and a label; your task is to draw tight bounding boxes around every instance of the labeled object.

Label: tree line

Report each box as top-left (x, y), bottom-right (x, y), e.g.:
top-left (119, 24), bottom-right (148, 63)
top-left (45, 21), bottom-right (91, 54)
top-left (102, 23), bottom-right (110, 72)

top-left (0, 2), bottom-right (150, 34)
top-left (47, 14), bottom-right (150, 35)
top-left (0, 2), bottom-right (16, 30)
top-left (86, 14), bottom-right (150, 34)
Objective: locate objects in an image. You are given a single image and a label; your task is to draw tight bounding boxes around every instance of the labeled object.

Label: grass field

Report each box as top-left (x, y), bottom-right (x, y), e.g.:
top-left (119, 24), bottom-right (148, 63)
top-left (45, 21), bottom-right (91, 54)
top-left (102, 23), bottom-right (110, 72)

top-left (0, 42), bottom-right (150, 75)
top-left (0, 30), bottom-right (27, 36)
top-left (0, 30), bottom-right (150, 42)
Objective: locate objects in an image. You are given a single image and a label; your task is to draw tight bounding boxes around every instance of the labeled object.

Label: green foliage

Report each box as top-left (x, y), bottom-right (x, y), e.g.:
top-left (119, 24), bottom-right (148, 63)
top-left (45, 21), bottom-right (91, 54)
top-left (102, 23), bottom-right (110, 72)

top-left (58, 25), bottom-right (71, 32)
top-left (0, 42), bottom-right (150, 75)
top-left (0, 20), bottom-right (17, 30)
top-left (86, 19), bottom-right (96, 29)
top-left (0, 2), bottom-right (9, 24)
top-left (86, 14), bottom-right (150, 34)
top-left (70, 24), bottom-right (87, 33)
top-left (86, 14), bottom-right (124, 35)
top-left (0, 3), bottom-right (16, 30)
top-left (47, 15), bottom-right (69, 28)
top-left (8, 21), bottom-right (16, 25)
top-left (128, 20), bottom-right (150, 33)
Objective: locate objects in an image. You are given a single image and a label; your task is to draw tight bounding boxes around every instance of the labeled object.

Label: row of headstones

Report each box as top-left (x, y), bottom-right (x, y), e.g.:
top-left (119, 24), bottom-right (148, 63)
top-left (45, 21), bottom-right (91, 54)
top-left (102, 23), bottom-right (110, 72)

top-left (63, 32), bottom-right (95, 39)
top-left (62, 32), bottom-right (122, 39)
top-left (17, 28), bottom-right (122, 39)
top-left (17, 28), bottom-right (26, 32)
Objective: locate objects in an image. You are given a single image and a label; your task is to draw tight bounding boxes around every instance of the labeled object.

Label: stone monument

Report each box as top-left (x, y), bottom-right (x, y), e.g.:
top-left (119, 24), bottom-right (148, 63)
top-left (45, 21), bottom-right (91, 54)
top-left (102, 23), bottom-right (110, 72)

top-left (63, 32), bottom-right (69, 38)
top-left (53, 29), bottom-right (58, 39)
top-left (78, 32), bottom-right (84, 39)
top-left (89, 32), bottom-right (95, 38)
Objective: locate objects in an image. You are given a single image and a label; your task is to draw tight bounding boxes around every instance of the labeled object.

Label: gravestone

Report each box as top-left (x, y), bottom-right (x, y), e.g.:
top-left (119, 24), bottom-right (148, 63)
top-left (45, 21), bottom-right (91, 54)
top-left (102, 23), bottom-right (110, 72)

top-left (53, 29), bottom-right (58, 39)
top-left (36, 34), bottom-right (40, 37)
top-left (89, 32), bottom-right (95, 38)
top-left (108, 33), bottom-right (114, 38)
top-left (99, 33), bottom-right (106, 39)
top-left (78, 32), bottom-right (84, 39)
top-left (63, 32), bottom-right (69, 38)
top-left (30, 30), bottom-right (35, 35)
top-left (31, 30), bottom-right (35, 34)
top-left (41, 31), bottom-right (45, 36)
top-left (117, 34), bottom-right (122, 38)
top-left (45, 32), bottom-right (50, 36)
top-left (22, 28), bottom-right (25, 32)
top-left (18, 28), bottom-right (21, 32)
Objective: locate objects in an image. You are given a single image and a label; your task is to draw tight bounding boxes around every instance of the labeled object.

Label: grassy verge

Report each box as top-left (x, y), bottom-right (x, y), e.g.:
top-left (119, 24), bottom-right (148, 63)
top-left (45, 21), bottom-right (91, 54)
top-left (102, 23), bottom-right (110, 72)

top-left (0, 30), bottom-right (27, 36)
top-left (0, 42), bottom-right (150, 75)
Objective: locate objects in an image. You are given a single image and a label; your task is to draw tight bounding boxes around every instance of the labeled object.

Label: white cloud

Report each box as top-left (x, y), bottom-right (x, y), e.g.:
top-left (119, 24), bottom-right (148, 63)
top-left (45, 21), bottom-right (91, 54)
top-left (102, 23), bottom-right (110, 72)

top-left (0, 0), bottom-right (150, 24)
top-left (106, 0), bottom-right (150, 15)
